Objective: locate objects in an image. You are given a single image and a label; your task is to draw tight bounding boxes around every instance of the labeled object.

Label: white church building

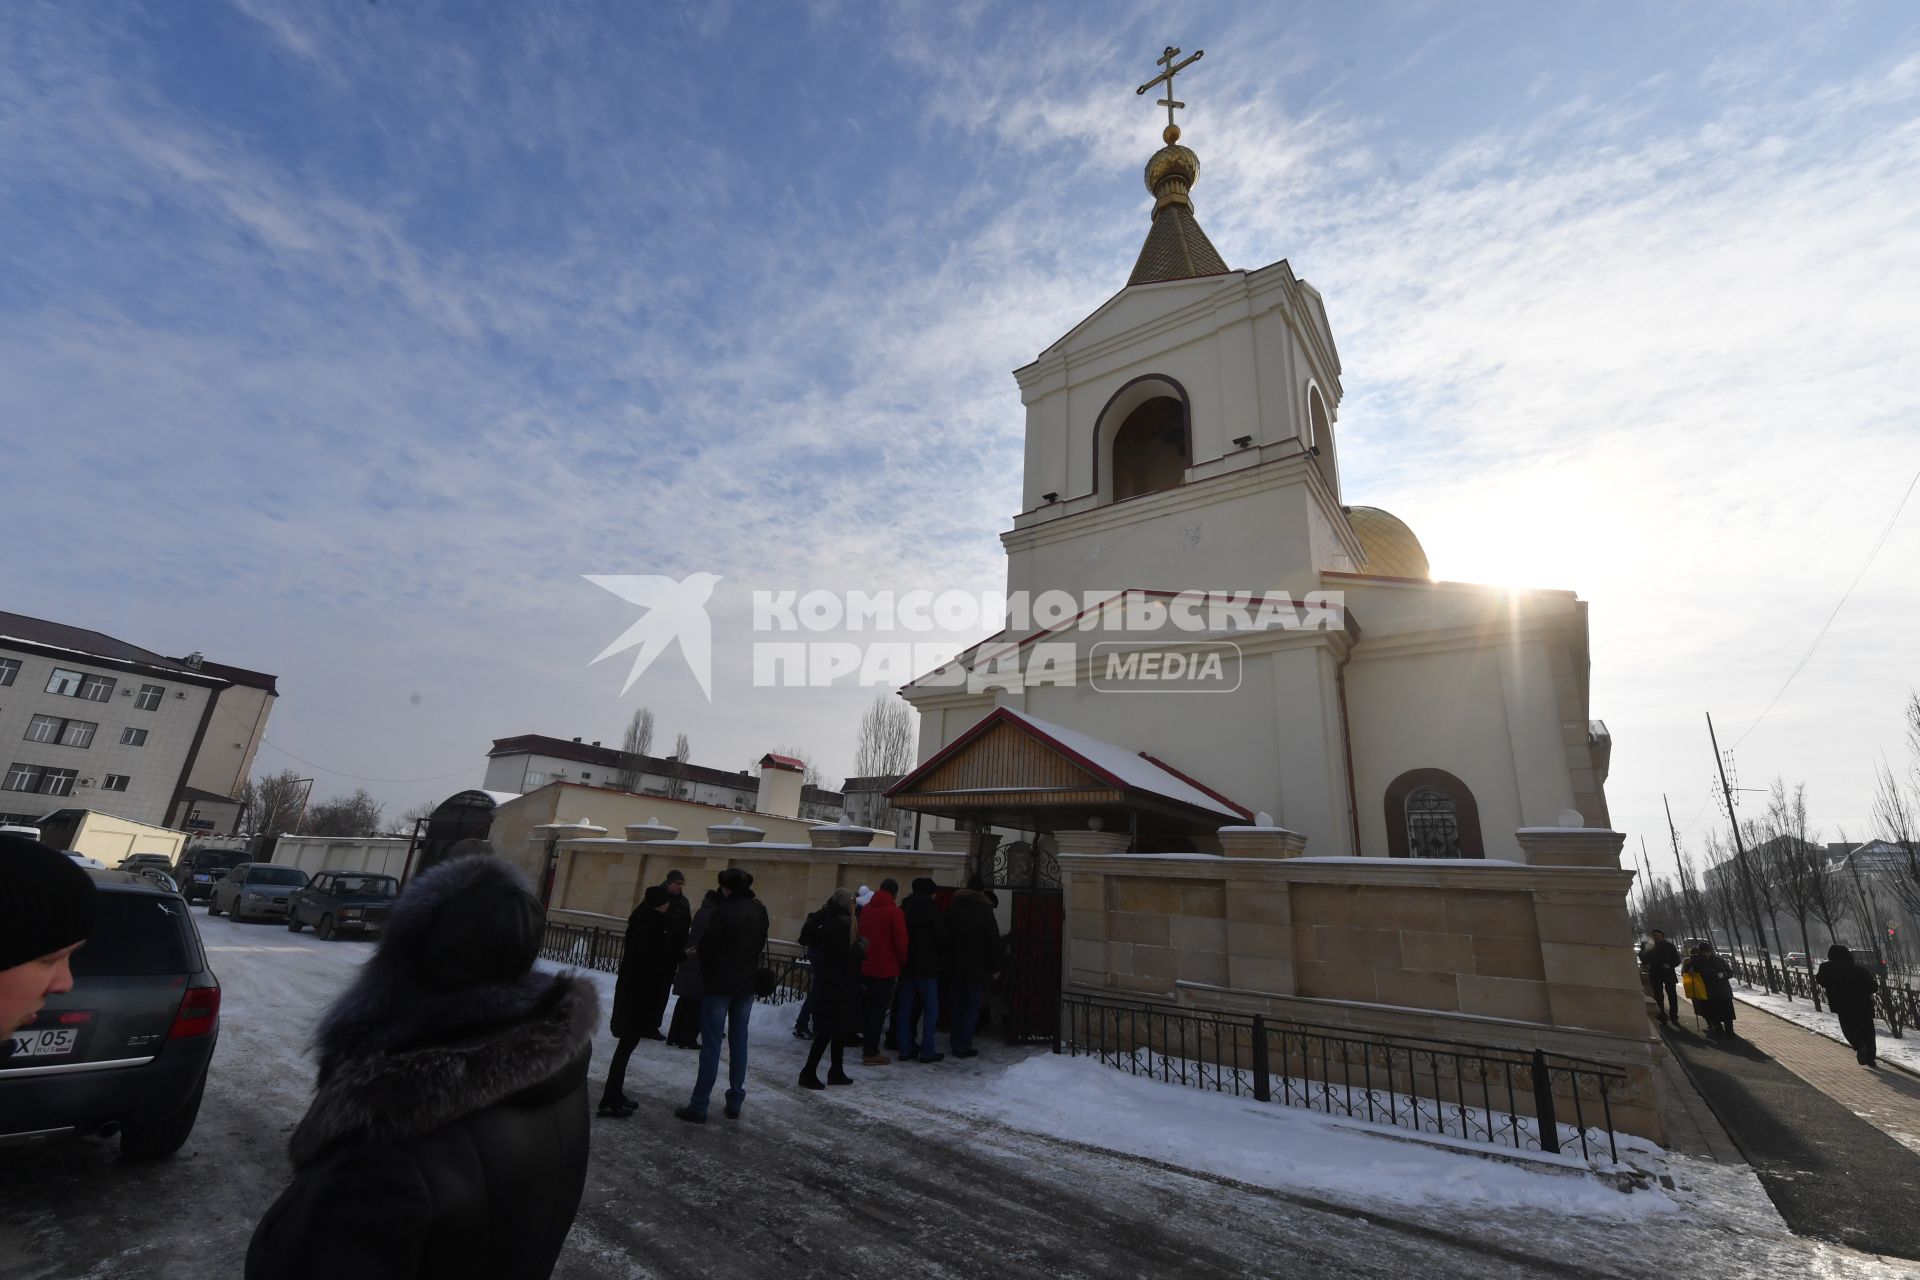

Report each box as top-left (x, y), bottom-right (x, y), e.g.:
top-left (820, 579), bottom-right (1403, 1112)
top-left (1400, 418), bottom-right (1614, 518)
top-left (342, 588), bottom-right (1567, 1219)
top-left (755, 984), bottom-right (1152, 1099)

top-left (890, 84), bottom-right (1610, 863)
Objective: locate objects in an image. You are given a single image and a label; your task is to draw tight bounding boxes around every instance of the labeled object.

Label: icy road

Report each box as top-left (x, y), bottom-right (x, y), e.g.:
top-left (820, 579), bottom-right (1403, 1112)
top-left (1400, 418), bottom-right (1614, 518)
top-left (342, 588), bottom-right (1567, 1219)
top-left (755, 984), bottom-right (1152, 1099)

top-left (1, 910), bottom-right (1913, 1279)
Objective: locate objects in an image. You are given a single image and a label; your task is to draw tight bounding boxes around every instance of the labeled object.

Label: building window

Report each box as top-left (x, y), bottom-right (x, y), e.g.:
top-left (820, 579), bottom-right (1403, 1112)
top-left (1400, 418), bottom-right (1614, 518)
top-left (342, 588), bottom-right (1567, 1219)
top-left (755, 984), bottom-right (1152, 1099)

top-left (25, 715), bottom-right (96, 748)
top-left (121, 727), bottom-right (149, 747)
top-left (135, 684), bottom-right (165, 711)
top-left (1383, 768), bottom-right (1484, 859)
top-left (1110, 396), bottom-right (1188, 501)
top-left (77, 673), bottom-right (116, 702)
top-left (46, 668), bottom-right (84, 697)
top-left (103, 774), bottom-right (130, 792)
top-left (3, 763), bottom-right (77, 796)
top-left (0, 658), bottom-right (18, 687)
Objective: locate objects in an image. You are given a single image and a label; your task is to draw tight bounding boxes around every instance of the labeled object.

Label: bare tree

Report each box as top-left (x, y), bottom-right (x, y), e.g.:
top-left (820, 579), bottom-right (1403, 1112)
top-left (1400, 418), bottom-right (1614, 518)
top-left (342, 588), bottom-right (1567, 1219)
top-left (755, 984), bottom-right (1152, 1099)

top-left (615, 706), bottom-right (655, 793)
top-left (854, 696), bottom-right (917, 779)
top-left (1761, 778), bottom-right (1823, 1007)
top-left (667, 732), bottom-right (691, 800)
top-left (399, 800), bottom-right (437, 829)
top-left (244, 769), bottom-right (312, 841)
top-left (1872, 691), bottom-right (1920, 922)
top-left (1674, 846), bottom-right (1713, 946)
top-left (305, 789), bottom-right (385, 838)
top-left (769, 744), bottom-right (831, 792)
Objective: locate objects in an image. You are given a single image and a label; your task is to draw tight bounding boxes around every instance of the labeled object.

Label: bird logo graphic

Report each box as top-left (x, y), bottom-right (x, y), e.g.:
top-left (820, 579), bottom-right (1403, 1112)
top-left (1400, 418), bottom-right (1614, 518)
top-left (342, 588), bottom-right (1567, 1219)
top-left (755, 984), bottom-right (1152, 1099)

top-left (585, 573), bottom-right (722, 700)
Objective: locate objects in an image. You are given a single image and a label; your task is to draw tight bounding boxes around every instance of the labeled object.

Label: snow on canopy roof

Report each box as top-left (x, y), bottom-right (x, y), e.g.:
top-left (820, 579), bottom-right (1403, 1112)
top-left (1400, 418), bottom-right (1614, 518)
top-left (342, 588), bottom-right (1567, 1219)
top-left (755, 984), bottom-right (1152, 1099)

top-left (891, 707), bottom-right (1250, 821)
top-left (481, 791), bottom-right (522, 806)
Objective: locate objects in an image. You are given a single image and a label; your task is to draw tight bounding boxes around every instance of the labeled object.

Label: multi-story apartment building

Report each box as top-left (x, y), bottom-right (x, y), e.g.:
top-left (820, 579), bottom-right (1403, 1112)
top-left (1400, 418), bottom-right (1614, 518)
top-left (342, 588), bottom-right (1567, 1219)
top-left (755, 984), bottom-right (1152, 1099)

top-left (484, 734), bottom-right (843, 821)
top-left (0, 612), bottom-right (276, 834)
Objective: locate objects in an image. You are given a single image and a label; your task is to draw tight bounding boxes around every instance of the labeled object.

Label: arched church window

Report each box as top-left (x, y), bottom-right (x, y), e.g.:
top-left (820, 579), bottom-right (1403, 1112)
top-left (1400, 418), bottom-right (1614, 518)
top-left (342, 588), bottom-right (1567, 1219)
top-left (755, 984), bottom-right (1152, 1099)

top-left (1111, 396), bottom-right (1187, 500)
top-left (1307, 384), bottom-right (1337, 497)
top-left (1383, 768), bottom-right (1484, 859)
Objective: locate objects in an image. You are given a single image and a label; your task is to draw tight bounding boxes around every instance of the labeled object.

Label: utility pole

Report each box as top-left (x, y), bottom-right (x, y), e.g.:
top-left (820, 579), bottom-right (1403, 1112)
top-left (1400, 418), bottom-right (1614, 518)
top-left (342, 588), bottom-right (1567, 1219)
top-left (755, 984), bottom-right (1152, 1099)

top-left (1664, 794), bottom-right (1701, 944)
top-left (1707, 712), bottom-right (1781, 993)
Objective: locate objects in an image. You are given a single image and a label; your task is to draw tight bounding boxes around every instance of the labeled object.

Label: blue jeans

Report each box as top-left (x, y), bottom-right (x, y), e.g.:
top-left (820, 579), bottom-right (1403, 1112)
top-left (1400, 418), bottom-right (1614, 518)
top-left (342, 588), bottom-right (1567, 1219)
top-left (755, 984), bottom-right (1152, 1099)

top-left (951, 982), bottom-right (986, 1054)
top-left (895, 977), bottom-right (940, 1058)
top-left (795, 947), bottom-right (823, 1029)
top-left (688, 993), bottom-right (754, 1117)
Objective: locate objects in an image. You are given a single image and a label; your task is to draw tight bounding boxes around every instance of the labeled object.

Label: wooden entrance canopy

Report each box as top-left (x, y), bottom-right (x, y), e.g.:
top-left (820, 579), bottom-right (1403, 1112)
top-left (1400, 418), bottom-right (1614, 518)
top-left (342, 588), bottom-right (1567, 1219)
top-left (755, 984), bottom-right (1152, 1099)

top-left (885, 708), bottom-right (1251, 838)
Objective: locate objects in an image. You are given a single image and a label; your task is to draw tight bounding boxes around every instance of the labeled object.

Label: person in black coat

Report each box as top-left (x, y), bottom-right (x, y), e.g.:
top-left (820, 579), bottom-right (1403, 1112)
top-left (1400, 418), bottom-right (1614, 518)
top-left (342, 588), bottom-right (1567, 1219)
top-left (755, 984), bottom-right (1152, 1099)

top-left (1816, 943), bottom-right (1881, 1066)
top-left (601, 885), bottom-right (673, 1117)
top-left (798, 888), bottom-right (861, 1089)
top-left (944, 879), bottom-right (1004, 1058)
top-left (894, 877), bottom-right (949, 1063)
top-left (674, 867), bottom-right (769, 1123)
top-left (649, 870), bottom-right (692, 1030)
top-left (1645, 929), bottom-right (1681, 1024)
top-left (247, 854), bottom-right (595, 1280)
top-left (666, 890), bottom-right (719, 1048)
top-left (1683, 942), bottom-right (1737, 1035)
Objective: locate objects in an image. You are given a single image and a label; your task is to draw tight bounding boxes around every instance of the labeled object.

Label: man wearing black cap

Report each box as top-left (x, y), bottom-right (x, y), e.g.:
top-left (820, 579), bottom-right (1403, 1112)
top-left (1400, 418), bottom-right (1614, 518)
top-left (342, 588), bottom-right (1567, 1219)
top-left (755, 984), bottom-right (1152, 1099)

top-left (675, 866), bottom-right (767, 1124)
top-left (0, 834), bottom-right (97, 1037)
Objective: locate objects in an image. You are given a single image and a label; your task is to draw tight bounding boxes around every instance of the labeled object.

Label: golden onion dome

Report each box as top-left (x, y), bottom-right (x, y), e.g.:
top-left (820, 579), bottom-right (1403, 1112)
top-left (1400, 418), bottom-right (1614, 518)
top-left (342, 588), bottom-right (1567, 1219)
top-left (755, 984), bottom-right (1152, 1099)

top-left (1144, 141), bottom-right (1200, 199)
top-left (1344, 506), bottom-right (1432, 579)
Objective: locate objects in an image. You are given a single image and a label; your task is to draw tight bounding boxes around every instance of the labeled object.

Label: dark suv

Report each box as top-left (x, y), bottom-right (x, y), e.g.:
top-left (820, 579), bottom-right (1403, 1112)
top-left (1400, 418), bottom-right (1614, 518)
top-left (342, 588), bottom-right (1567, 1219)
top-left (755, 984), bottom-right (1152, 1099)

top-left (174, 846), bottom-right (249, 902)
top-left (287, 870), bottom-right (399, 940)
top-left (0, 871), bottom-right (219, 1158)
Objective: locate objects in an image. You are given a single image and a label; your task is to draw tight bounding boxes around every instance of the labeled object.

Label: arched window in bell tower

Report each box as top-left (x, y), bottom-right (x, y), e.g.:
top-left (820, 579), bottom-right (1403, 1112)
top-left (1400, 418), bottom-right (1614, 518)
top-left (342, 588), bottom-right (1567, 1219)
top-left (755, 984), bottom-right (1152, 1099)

top-left (1307, 384), bottom-right (1338, 498)
top-left (1094, 374), bottom-right (1191, 503)
top-left (1111, 397), bottom-right (1187, 500)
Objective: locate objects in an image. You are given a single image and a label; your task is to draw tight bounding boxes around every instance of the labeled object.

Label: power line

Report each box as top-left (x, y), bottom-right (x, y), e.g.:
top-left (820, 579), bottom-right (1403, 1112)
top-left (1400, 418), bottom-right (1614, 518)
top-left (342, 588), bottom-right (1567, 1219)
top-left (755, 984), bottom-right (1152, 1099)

top-left (255, 736), bottom-right (478, 787)
top-left (1733, 464), bottom-right (1920, 749)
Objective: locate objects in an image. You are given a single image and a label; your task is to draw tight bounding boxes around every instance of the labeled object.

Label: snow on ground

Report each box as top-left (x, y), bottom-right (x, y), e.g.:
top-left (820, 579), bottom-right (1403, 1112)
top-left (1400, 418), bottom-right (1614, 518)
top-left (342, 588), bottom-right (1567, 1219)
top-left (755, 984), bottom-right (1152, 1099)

top-left (1731, 985), bottom-right (1920, 1075)
top-left (555, 964), bottom-right (1670, 1223)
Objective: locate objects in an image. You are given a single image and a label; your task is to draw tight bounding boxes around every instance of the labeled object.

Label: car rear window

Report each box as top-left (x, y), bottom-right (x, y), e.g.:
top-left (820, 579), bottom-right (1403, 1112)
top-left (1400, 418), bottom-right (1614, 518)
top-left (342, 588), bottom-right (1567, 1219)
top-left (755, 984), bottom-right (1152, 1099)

top-left (248, 866), bottom-right (307, 886)
top-left (70, 893), bottom-right (194, 977)
top-left (335, 875), bottom-right (398, 897)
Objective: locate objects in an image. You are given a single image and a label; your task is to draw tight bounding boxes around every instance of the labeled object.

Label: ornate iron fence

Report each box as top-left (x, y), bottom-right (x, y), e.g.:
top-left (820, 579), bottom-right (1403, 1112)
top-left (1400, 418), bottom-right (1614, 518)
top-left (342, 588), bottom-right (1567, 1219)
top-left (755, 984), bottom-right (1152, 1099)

top-left (536, 919), bottom-right (811, 1006)
top-left (1058, 991), bottom-right (1626, 1163)
top-left (1726, 955), bottom-right (1913, 1036)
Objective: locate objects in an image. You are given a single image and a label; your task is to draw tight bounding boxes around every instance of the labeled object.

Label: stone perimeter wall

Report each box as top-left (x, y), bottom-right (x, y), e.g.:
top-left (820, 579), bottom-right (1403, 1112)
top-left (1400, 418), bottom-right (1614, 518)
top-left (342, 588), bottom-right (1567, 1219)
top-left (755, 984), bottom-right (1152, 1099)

top-left (1062, 853), bottom-right (1664, 1141)
top-left (531, 837), bottom-right (961, 944)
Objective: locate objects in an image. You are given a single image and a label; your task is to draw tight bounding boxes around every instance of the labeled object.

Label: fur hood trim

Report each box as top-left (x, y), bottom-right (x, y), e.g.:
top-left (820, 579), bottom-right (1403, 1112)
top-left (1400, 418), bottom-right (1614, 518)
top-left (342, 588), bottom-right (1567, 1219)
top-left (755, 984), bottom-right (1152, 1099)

top-left (289, 973), bottom-right (597, 1168)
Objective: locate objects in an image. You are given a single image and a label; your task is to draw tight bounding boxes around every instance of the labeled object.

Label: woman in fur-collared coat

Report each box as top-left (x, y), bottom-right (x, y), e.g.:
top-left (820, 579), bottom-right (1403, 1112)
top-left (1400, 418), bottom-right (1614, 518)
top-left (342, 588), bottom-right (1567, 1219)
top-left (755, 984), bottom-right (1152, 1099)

top-left (247, 854), bottom-right (596, 1280)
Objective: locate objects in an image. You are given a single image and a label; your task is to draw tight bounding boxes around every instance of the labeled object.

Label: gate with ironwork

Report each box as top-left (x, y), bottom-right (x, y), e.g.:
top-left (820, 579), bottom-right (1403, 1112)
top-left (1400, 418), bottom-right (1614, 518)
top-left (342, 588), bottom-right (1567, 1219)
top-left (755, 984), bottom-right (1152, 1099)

top-left (989, 838), bottom-right (1064, 1044)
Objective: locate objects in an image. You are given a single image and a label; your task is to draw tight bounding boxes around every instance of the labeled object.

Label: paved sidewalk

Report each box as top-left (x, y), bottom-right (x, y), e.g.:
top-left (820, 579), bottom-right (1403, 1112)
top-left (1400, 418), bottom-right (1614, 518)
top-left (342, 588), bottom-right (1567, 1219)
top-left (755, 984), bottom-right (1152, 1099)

top-left (1664, 1013), bottom-right (1920, 1260)
top-left (1732, 1000), bottom-right (1920, 1155)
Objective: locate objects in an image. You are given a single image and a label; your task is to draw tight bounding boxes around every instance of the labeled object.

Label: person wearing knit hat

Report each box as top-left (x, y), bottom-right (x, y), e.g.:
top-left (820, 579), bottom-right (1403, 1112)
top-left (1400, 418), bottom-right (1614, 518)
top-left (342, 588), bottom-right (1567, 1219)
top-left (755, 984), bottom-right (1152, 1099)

top-left (0, 834), bottom-right (97, 1036)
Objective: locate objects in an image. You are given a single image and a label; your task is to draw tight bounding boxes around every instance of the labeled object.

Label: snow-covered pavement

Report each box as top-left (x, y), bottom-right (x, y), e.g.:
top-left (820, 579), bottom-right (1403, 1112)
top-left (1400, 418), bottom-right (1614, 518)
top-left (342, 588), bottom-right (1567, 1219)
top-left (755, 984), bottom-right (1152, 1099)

top-left (2, 909), bottom-right (1916, 1278)
top-left (1732, 985), bottom-right (1920, 1075)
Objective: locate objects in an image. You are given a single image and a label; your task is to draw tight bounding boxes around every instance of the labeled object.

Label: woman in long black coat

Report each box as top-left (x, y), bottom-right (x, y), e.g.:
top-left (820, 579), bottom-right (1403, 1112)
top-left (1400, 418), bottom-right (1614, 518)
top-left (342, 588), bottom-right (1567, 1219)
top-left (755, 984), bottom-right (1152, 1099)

top-left (1684, 942), bottom-right (1737, 1035)
top-left (601, 885), bottom-right (673, 1116)
top-left (798, 887), bottom-right (861, 1089)
top-left (1816, 944), bottom-right (1881, 1066)
top-left (247, 855), bottom-right (595, 1280)
top-left (666, 890), bottom-right (719, 1049)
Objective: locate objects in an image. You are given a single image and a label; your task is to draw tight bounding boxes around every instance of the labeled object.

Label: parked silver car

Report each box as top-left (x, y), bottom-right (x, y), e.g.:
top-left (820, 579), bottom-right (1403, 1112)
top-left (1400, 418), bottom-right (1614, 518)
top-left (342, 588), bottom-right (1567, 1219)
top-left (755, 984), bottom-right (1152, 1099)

top-left (205, 863), bottom-right (308, 922)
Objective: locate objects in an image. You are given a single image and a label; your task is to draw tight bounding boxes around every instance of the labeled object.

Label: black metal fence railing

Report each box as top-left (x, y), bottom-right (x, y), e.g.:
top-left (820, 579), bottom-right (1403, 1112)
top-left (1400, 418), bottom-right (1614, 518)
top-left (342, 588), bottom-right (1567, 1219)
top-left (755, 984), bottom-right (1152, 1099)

top-left (1058, 991), bottom-right (1626, 1163)
top-left (536, 920), bottom-right (812, 1007)
top-left (1725, 956), bottom-right (1915, 1037)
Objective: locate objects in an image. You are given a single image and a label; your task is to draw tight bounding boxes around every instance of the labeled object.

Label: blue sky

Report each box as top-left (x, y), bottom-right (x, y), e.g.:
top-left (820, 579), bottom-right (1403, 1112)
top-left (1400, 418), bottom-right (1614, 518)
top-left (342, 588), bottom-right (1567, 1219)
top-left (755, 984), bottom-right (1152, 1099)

top-left (3, 1), bottom-right (1918, 876)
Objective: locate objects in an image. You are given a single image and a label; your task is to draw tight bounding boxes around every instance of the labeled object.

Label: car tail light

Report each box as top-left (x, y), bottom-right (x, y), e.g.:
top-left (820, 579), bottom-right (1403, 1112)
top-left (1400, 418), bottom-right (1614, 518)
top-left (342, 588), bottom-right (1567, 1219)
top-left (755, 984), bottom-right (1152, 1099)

top-left (169, 986), bottom-right (220, 1039)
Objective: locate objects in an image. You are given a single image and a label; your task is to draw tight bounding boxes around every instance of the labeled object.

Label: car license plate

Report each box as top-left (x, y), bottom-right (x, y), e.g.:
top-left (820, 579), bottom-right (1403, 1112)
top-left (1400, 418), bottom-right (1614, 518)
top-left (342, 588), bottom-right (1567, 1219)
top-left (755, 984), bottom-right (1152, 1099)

top-left (5, 1027), bottom-right (79, 1060)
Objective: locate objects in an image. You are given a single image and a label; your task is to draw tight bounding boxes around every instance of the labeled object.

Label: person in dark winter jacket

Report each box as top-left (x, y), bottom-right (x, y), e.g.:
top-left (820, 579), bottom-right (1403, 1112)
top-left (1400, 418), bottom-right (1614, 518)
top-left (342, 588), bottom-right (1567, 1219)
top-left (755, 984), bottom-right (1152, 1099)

top-left (857, 879), bottom-right (909, 1065)
top-left (1683, 942), bottom-right (1737, 1035)
top-left (894, 877), bottom-right (948, 1063)
top-left (675, 868), bottom-right (769, 1123)
top-left (601, 885), bottom-right (674, 1117)
top-left (1816, 944), bottom-right (1881, 1066)
top-left (1645, 929), bottom-right (1681, 1024)
top-left (667, 890), bottom-right (719, 1049)
top-left (798, 888), bottom-right (862, 1089)
top-left (247, 854), bottom-right (595, 1280)
top-left (944, 878), bottom-right (1004, 1057)
top-left (649, 870), bottom-right (692, 1029)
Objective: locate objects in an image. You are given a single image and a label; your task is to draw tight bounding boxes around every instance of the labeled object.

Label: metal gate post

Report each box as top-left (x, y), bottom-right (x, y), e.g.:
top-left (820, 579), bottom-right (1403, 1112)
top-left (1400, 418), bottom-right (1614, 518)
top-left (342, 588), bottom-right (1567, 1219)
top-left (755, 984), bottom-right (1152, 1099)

top-left (1530, 1048), bottom-right (1561, 1154)
top-left (1252, 1014), bottom-right (1271, 1102)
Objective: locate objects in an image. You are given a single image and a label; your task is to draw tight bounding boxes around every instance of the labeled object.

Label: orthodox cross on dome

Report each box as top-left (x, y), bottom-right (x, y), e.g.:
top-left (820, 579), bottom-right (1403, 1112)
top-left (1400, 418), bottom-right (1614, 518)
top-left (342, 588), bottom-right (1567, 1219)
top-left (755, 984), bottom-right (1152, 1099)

top-left (1135, 44), bottom-right (1204, 142)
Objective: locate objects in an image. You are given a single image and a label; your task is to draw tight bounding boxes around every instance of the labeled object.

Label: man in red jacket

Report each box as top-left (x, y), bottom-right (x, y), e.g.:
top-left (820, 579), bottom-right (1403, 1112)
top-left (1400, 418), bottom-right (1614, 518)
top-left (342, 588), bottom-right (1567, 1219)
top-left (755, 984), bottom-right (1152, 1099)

top-left (858, 878), bottom-right (909, 1065)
